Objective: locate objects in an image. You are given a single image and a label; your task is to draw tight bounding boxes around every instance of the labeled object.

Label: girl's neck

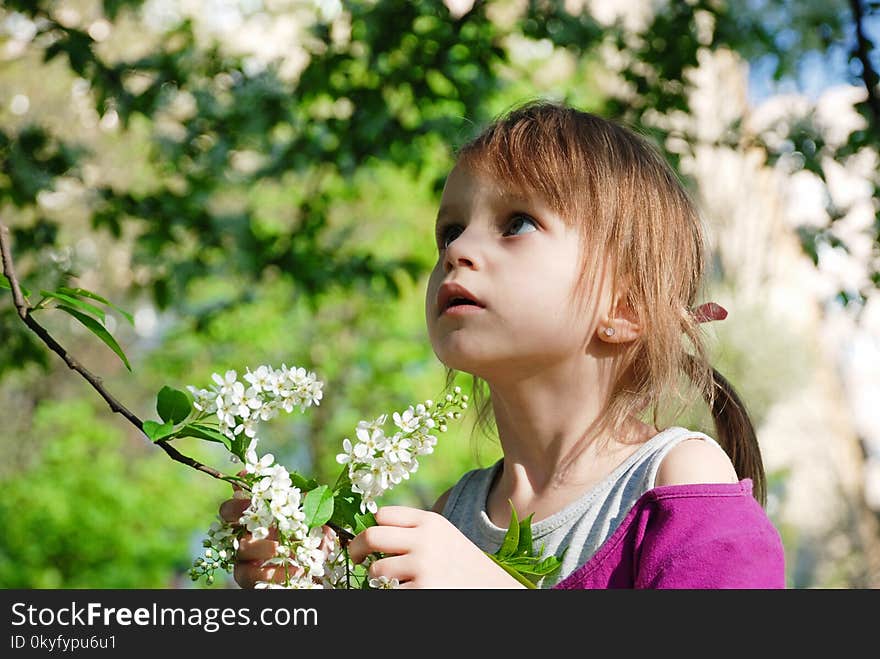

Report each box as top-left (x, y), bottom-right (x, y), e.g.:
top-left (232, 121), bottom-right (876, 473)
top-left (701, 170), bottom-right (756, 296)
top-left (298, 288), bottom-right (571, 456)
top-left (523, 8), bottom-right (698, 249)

top-left (484, 366), bottom-right (657, 523)
top-left (487, 361), bottom-right (610, 483)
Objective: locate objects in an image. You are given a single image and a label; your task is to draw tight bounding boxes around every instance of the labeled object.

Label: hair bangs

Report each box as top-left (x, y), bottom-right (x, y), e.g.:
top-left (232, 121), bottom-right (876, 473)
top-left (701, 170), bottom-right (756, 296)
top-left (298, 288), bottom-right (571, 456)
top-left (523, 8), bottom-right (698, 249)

top-left (454, 105), bottom-right (591, 230)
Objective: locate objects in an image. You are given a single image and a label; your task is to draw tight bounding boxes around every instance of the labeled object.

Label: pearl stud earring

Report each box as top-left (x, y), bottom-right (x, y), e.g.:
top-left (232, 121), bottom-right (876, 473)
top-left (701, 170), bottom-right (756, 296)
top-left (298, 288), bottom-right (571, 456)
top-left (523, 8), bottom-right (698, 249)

top-left (603, 327), bottom-right (615, 337)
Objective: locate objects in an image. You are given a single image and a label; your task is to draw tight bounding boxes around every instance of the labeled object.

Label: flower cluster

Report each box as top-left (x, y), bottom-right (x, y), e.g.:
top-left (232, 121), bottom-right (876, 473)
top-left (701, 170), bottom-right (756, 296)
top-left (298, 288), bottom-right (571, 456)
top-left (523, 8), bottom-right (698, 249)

top-left (189, 520), bottom-right (239, 585)
top-left (193, 441), bottom-right (347, 589)
top-left (336, 387), bottom-right (469, 514)
top-left (187, 365), bottom-right (323, 441)
top-left (188, 365), bottom-right (468, 589)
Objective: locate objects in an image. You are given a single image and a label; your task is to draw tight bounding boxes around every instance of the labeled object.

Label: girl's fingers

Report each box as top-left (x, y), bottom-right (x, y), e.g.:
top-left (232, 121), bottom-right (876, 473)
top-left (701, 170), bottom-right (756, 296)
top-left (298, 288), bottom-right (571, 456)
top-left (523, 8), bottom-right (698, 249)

top-left (233, 562), bottom-right (267, 590)
top-left (348, 525), bottom-right (413, 565)
top-left (368, 554), bottom-right (416, 583)
top-left (373, 506), bottom-right (428, 528)
top-left (236, 534), bottom-right (279, 561)
top-left (218, 498), bottom-right (249, 524)
top-left (234, 562), bottom-right (302, 590)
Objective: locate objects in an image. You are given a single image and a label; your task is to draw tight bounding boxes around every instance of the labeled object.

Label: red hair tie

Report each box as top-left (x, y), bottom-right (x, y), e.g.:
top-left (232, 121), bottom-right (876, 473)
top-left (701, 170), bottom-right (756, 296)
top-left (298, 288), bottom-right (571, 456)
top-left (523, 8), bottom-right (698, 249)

top-left (691, 302), bottom-right (727, 323)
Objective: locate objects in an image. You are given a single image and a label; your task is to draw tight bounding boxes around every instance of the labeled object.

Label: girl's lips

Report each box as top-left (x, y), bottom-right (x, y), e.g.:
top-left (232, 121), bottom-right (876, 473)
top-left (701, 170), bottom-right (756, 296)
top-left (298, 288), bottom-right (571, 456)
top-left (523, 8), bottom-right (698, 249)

top-left (437, 281), bottom-right (484, 315)
top-left (441, 304), bottom-right (485, 317)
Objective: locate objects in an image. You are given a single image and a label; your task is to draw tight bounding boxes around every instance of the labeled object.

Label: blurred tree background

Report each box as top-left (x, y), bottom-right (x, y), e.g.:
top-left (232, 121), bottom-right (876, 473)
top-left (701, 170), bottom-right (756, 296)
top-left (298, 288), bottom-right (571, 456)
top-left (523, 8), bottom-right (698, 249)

top-left (1, 0), bottom-right (877, 588)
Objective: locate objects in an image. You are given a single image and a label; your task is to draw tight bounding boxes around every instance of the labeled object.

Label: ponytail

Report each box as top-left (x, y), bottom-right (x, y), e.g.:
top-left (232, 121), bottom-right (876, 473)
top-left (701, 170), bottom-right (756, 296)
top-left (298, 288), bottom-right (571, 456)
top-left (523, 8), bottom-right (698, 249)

top-left (685, 354), bottom-right (767, 507)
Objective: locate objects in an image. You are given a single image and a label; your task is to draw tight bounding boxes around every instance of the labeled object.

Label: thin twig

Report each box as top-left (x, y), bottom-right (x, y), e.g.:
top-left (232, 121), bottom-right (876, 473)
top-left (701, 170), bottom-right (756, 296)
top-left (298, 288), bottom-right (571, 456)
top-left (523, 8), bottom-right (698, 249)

top-left (0, 221), bottom-right (239, 487)
top-left (0, 224), bottom-right (28, 318)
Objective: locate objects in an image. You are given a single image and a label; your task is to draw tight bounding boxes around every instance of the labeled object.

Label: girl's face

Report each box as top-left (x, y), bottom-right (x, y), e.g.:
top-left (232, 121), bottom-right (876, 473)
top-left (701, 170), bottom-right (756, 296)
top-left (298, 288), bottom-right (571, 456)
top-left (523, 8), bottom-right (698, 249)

top-left (425, 164), bottom-right (602, 379)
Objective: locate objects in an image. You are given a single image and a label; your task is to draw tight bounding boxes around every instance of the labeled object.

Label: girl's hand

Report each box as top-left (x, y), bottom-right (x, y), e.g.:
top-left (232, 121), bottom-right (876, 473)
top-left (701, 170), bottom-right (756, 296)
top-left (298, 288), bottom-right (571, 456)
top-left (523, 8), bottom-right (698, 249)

top-left (218, 490), bottom-right (335, 589)
top-left (218, 495), bottom-right (286, 589)
top-left (347, 506), bottom-right (527, 589)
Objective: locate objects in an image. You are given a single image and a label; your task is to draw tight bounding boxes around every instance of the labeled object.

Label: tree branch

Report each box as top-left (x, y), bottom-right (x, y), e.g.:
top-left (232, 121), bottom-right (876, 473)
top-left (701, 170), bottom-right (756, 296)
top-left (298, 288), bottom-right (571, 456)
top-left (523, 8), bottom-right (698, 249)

top-left (0, 221), bottom-right (239, 487)
top-left (849, 0), bottom-right (880, 125)
top-left (1, 221), bottom-right (355, 541)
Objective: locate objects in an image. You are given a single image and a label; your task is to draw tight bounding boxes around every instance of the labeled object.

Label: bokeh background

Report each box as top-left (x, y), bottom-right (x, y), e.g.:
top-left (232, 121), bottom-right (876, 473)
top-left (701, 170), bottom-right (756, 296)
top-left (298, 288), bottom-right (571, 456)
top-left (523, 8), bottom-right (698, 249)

top-left (1, 0), bottom-right (878, 589)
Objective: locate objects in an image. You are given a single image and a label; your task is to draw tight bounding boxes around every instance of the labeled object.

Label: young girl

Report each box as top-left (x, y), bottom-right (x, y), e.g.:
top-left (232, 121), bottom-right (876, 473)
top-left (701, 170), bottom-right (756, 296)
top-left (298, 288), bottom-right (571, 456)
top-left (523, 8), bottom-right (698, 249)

top-left (221, 100), bottom-right (786, 589)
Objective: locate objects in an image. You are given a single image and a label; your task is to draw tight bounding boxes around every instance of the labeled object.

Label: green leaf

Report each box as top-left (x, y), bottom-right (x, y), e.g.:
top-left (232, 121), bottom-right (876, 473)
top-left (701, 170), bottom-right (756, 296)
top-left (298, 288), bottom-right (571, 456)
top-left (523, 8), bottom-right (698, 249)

top-left (157, 386), bottom-right (192, 424)
top-left (532, 555), bottom-right (564, 576)
top-left (328, 483), bottom-right (363, 532)
top-left (302, 485), bottom-right (334, 528)
top-left (57, 286), bottom-right (134, 325)
top-left (487, 502), bottom-right (562, 587)
top-left (516, 513), bottom-right (534, 557)
top-left (143, 419), bottom-right (174, 441)
top-left (55, 304), bottom-right (132, 371)
top-left (176, 423), bottom-right (231, 448)
top-left (40, 290), bottom-right (105, 321)
top-left (485, 553), bottom-right (537, 589)
top-left (1, 274), bottom-right (31, 297)
top-left (353, 511), bottom-right (376, 534)
top-left (229, 434), bottom-right (248, 463)
top-left (496, 501), bottom-right (520, 559)
top-left (498, 556), bottom-right (559, 577)
top-left (292, 472), bottom-right (320, 492)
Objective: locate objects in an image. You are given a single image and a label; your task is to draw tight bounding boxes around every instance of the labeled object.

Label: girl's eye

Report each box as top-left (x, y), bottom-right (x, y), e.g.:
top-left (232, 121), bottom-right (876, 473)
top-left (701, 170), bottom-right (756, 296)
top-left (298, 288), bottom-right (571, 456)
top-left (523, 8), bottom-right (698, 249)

top-left (504, 214), bottom-right (538, 236)
top-left (436, 214), bottom-right (537, 251)
top-left (437, 225), bottom-right (462, 250)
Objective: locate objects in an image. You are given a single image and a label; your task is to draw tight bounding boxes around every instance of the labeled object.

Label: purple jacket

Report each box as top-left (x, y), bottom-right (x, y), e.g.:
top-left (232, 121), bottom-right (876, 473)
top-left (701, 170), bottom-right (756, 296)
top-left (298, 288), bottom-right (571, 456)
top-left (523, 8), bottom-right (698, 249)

top-left (552, 479), bottom-right (786, 589)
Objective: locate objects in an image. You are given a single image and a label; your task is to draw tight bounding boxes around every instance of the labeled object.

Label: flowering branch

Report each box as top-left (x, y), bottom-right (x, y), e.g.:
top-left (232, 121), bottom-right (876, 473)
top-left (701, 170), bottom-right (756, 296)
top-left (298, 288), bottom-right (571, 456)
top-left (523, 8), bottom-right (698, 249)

top-left (0, 221), bottom-right (239, 487)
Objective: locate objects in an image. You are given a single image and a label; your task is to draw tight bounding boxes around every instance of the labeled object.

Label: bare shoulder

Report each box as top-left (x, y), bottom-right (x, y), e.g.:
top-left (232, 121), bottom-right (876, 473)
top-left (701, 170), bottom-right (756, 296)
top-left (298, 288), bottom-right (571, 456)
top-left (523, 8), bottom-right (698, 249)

top-left (430, 486), bottom-right (454, 514)
top-left (654, 438), bottom-right (739, 487)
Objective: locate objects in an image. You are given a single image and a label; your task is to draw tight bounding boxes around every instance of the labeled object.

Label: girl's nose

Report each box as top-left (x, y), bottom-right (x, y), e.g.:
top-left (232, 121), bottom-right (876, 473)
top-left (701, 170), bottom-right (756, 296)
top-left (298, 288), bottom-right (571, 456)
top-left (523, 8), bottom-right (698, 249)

top-left (443, 228), bottom-right (483, 273)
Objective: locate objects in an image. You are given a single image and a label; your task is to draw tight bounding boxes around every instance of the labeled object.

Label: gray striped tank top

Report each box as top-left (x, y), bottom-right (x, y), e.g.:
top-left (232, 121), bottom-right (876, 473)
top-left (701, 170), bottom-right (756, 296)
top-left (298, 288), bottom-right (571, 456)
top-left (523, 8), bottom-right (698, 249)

top-left (440, 426), bottom-right (726, 588)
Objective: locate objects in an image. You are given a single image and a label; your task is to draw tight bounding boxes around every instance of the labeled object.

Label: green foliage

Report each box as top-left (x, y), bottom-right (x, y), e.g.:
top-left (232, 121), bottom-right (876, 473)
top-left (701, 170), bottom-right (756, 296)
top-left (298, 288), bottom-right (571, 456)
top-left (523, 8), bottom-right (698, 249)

top-left (156, 386), bottom-right (192, 425)
top-left (302, 485), bottom-right (335, 528)
top-left (55, 304), bottom-right (132, 371)
top-left (0, 126), bottom-right (83, 207)
top-left (0, 399), bottom-right (220, 588)
top-left (486, 501), bottom-right (563, 589)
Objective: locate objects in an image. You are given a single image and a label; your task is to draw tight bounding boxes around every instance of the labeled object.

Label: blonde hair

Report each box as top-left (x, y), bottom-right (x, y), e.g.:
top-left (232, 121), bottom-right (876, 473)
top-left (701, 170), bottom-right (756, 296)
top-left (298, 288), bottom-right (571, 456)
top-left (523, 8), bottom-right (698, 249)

top-left (440, 99), bottom-right (766, 506)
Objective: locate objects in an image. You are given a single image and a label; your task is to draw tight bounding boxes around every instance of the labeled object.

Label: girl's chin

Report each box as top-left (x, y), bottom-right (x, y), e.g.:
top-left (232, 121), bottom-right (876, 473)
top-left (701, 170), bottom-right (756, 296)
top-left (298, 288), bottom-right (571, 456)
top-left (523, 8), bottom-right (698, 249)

top-left (435, 347), bottom-right (477, 367)
top-left (436, 353), bottom-right (503, 380)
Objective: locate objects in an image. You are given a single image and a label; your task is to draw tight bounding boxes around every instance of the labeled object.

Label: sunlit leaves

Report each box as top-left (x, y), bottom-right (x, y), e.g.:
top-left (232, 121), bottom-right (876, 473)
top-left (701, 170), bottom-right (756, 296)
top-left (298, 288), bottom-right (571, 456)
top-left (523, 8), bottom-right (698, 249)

top-left (302, 485), bottom-right (335, 528)
top-left (57, 287), bottom-right (134, 325)
top-left (26, 285), bottom-right (135, 371)
top-left (54, 304), bottom-right (132, 371)
top-left (157, 386), bottom-right (192, 424)
top-left (487, 501), bottom-right (563, 589)
top-left (0, 127), bottom-right (82, 208)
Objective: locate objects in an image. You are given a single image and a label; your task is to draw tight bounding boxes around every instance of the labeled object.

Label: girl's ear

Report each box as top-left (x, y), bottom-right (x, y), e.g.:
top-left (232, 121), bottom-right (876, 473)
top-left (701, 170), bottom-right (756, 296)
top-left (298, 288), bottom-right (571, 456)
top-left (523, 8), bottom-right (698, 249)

top-left (598, 292), bottom-right (641, 343)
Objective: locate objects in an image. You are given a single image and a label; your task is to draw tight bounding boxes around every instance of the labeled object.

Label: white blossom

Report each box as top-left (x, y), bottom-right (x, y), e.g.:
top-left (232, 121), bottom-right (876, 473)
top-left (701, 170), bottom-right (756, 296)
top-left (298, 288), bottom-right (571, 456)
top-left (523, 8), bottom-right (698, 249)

top-left (244, 365), bottom-right (273, 393)
top-left (215, 395), bottom-right (237, 429)
top-left (392, 406), bottom-right (421, 433)
top-left (336, 437), bottom-right (357, 465)
top-left (369, 575), bottom-right (400, 589)
top-left (384, 433), bottom-right (412, 464)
